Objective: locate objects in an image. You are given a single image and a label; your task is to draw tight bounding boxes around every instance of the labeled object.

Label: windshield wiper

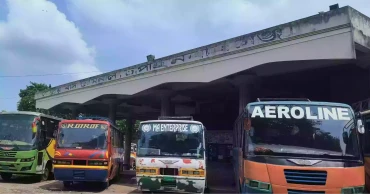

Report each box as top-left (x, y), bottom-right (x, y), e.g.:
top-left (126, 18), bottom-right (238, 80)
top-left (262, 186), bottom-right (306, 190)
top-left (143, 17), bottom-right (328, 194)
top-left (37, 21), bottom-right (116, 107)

top-left (344, 118), bottom-right (354, 130)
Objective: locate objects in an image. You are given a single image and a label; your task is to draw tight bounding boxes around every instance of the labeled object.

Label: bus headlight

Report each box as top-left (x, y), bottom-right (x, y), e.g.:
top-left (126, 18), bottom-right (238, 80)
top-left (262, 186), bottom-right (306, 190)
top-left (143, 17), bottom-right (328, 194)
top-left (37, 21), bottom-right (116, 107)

top-left (180, 169), bottom-right (205, 176)
top-left (136, 167), bottom-right (158, 175)
top-left (20, 157), bottom-right (35, 162)
top-left (53, 160), bottom-right (72, 165)
top-left (245, 178), bottom-right (271, 192)
top-left (342, 186), bottom-right (364, 194)
top-left (88, 160), bottom-right (108, 166)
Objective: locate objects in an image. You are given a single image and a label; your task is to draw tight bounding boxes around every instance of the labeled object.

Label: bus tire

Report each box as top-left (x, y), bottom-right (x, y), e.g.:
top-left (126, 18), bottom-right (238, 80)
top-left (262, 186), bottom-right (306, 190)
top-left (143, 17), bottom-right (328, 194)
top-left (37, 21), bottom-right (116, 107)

top-left (115, 165), bottom-right (121, 182)
top-left (39, 162), bottom-right (52, 182)
top-left (204, 186), bottom-right (210, 193)
top-left (63, 181), bottom-right (73, 188)
top-left (102, 181), bottom-right (109, 189)
top-left (0, 173), bottom-right (12, 181)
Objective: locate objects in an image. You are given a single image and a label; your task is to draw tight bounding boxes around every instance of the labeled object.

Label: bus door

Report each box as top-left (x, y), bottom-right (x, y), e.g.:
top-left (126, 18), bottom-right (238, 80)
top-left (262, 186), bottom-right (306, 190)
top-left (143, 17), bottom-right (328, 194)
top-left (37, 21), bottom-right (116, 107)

top-left (361, 112), bottom-right (370, 191)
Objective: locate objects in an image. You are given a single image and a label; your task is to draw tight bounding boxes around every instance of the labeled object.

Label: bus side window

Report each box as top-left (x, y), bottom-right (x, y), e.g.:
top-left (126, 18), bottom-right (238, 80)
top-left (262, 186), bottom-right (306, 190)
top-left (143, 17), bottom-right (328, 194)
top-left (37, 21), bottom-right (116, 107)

top-left (364, 118), bottom-right (370, 155)
top-left (46, 118), bottom-right (57, 139)
top-left (53, 120), bottom-right (60, 137)
top-left (38, 117), bottom-right (48, 148)
top-left (112, 128), bottom-right (117, 147)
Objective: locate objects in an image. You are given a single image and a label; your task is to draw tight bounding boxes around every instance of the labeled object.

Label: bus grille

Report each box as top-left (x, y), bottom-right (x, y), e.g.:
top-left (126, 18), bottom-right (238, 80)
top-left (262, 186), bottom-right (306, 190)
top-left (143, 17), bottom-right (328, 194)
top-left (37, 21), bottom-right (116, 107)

top-left (0, 158), bottom-right (16, 162)
top-left (288, 189), bottom-right (325, 194)
top-left (160, 168), bottom-right (179, 176)
top-left (0, 152), bottom-right (16, 158)
top-left (73, 160), bottom-right (87, 165)
top-left (284, 169), bottom-right (327, 185)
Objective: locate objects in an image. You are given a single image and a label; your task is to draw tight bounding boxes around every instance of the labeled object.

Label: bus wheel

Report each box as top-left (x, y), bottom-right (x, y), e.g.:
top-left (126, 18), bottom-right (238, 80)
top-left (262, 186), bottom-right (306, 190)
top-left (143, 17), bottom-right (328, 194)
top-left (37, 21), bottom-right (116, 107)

top-left (63, 181), bottom-right (73, 188)
top-left (102, 181), bottom-right (109, 189)
top-left (204, 186), bottom-right (210, 193)
top-left (0, 173), bottom-right (12, 181)
top-left (115, 166), bottom-right (121, 182)
top-left (40, 164), bottom-right (51, 182)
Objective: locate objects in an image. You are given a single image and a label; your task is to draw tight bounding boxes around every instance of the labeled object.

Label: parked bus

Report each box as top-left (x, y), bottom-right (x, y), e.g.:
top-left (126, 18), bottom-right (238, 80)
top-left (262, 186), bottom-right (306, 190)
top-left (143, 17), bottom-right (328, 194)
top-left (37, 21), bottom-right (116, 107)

top-left (0, 111), bottom-right (62, 181)
top-left (136, 116), bottom-right (207, 193)
top-left (53, 117), bottom-right (124, 189)
top-left (357, 110), bottom-right (370, 191)
top-left (233, 98), bottom-right (365, 193)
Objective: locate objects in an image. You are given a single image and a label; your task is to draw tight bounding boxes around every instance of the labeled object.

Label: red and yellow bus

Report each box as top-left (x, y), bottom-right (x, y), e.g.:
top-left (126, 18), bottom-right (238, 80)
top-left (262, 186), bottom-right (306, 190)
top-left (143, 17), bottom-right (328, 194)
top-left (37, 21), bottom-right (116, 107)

top-left (53, 117), bottom-right (124, 189)
top-left (233, 98), bottom-right (365, 193)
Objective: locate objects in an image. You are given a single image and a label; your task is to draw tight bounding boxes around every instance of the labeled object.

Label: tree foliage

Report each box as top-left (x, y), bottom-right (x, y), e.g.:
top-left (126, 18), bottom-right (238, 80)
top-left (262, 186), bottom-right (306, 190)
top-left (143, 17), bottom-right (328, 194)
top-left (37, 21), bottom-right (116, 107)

top-left (116, 119), bottom-right (140, 140)
top-left (17, 82), bottom-right (50, 112)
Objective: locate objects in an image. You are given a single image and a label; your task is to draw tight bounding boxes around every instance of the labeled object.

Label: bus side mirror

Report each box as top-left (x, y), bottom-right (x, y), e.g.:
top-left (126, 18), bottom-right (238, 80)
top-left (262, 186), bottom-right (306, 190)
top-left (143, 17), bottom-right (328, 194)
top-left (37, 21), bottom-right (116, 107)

top-left (342, 131), bottom-right (349, 144)
top-left (357, 119), bottom-right (365, 134)
top-left (53, 130), bottom-right (58, 138)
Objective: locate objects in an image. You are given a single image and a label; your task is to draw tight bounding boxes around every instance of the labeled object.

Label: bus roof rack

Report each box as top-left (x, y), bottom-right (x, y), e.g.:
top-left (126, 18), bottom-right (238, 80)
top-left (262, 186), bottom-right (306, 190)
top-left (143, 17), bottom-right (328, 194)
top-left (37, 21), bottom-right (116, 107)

top-left (76, 116), bottom-right (114, 124)
top-left (256, 98), bottom-right (311, 102)
top-left (158, 116), bottom-right (194, 121)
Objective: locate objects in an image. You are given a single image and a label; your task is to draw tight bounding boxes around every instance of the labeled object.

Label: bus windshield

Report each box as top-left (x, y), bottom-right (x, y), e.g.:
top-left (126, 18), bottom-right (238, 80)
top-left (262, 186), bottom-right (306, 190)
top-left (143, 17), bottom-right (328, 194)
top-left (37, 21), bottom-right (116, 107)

top-left (0, 114), bottom-right (37, 151)
top-left (247, 104), bottom-right (360, 160)
top-left (57, 123), bottom-right (108, 149)
top-left (137, 122), bottom-right (204, 158)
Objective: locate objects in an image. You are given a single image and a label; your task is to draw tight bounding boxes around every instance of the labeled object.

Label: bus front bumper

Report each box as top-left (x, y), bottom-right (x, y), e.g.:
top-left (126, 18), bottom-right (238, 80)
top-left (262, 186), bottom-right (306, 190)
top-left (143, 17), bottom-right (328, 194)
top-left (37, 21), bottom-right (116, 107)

top-left (241, 184), bottom-right (365, 194)
top-left (0, 161), bottom-right (36, 174)
top-left (137, 175), bottom-right (206, 193)
top-left (54, 166), bottom-right (108, 182)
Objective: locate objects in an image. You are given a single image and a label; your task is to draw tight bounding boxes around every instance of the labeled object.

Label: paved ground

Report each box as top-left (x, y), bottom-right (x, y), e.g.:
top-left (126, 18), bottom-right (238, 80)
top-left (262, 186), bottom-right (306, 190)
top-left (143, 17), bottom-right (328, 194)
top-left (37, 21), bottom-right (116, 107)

top-left (0, 161), bottom-right (235, 193)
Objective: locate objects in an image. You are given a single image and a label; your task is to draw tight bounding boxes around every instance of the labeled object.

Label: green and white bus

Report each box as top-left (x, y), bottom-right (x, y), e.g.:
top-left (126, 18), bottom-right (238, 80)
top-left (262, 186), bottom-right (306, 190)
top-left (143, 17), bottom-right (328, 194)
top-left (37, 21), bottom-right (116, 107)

top-left (0, 111), bottom-right (63, 181)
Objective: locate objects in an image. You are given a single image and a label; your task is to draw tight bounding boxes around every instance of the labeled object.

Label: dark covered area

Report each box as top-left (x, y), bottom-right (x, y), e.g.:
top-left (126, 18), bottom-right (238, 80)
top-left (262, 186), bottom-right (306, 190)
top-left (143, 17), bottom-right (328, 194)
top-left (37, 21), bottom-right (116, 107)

top-left (51, 60), bottom-right (370, 162)
top-left (47, 59), bottom-right (370, 193)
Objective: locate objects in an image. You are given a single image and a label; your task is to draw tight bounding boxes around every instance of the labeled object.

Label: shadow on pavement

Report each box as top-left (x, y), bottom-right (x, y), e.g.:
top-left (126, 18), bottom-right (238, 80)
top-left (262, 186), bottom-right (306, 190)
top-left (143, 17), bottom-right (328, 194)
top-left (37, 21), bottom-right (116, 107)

top-left (206, 161), bottom-right (236, 193)
top-left (116, 173), bottom-right (137, 187)
top-left (39, 173), bottom-right (137, 193)
top-left (39, 181), bottom-right (106, 193)
top-left (0, 175), bottom-right (45, 184)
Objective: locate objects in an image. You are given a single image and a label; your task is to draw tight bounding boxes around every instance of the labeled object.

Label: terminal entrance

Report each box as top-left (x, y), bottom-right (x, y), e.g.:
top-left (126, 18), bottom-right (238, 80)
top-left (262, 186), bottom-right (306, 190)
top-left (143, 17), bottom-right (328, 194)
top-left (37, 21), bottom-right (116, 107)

top-left (48, 59), bottom-right (370, 193)
top-left (156, 61), bottom-right (369, 192)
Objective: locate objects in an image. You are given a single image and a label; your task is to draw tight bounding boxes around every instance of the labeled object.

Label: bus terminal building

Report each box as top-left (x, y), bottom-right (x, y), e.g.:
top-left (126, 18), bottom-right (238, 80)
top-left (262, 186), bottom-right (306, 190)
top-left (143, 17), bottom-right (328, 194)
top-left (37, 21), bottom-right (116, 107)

top-left (36, 6), bottom-right (370, 165)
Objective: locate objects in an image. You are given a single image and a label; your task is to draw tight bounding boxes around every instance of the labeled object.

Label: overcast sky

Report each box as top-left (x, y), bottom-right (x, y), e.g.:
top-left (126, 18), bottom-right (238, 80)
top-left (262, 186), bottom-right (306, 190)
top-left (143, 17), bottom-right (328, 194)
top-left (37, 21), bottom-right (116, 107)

top-left (1, 0), bottom-right (369, 111)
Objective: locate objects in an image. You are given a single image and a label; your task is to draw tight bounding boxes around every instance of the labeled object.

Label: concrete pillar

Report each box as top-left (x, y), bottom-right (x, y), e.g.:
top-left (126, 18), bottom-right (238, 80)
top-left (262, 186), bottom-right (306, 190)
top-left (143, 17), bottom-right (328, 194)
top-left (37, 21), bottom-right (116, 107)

top-left (123, 117), bottom-right (133, 170)
top-left (71, 108), bottom-right (78, 119)
top-left (160, 92), bottom-right (173, 116)
top-left (238, 83), bottom-right (251, 114)
top-left (103, 99), bottom-right (119, 124)
top-left (368, 67), bottom-right (370, 97)
top-left (170, 102), bottom-right (175, 116)
top-left (108, 102), bottom-right (117, 124)
top-left (232, 75), bottom-right (257, 114)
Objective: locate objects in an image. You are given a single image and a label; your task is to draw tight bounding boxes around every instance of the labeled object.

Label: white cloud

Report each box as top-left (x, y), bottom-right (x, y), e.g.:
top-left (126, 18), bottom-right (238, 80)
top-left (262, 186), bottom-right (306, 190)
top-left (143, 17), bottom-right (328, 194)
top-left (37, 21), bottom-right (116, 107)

top-left (66, 0), bottom-right (370, 60)
top-left (0, 0), bottom-right (101, 80)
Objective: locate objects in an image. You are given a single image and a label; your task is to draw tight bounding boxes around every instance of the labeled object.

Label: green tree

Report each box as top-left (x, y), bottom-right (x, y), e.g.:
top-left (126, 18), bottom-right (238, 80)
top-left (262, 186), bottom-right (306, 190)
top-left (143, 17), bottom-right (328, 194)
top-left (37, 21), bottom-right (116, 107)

top-left (17, 82), bottom-right (51, 111)
top-left (116, 119), bottom-right (140, 140)
top-left (1, 110), bottom-right (6, 113)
